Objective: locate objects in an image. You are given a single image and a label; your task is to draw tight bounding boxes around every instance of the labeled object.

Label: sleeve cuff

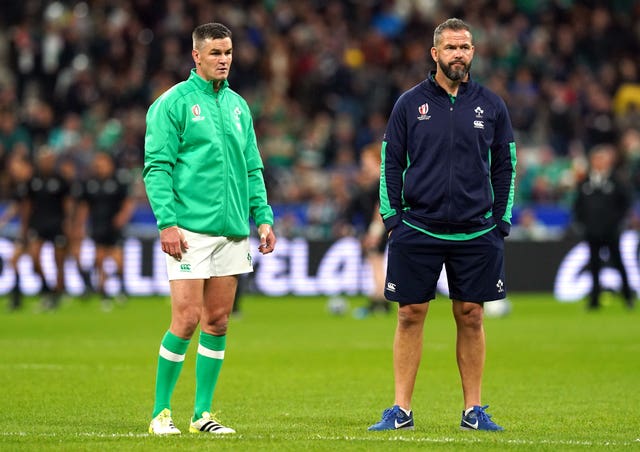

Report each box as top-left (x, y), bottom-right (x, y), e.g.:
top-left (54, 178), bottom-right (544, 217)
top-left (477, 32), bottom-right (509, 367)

top-left (383, 215), bottom-right (401, 233)
top-left (497, 219), bottom-right (511, 237)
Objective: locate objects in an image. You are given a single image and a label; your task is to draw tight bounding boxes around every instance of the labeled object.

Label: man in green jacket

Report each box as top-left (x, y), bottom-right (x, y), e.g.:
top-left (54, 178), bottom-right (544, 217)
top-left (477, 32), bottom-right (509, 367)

top-left (144, 22), bottom-right (276, 435)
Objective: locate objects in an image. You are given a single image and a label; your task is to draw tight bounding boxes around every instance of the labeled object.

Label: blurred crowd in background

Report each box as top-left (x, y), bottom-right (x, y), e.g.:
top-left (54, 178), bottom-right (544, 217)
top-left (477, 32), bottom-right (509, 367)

top-left (1, 0), bottom-right (640, 241)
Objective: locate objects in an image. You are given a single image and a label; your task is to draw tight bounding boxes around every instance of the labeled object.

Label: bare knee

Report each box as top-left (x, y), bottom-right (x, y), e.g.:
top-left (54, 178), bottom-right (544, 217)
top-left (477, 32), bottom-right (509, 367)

top-left (453, 302), bottom-right (484, 330)
top-left (171, 305), bottom-right (201, 339)
top-left (201, 308), bottom-right (229, 336)
top-left (397, 303), bottom-right (428, 330)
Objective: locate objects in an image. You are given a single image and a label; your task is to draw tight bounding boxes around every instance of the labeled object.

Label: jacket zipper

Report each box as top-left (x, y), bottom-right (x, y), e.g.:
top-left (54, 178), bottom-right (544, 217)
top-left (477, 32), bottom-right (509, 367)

top-left (214, 89), bottom-right (229, 233)
top-left (446, 102), bottom-right (454, 231)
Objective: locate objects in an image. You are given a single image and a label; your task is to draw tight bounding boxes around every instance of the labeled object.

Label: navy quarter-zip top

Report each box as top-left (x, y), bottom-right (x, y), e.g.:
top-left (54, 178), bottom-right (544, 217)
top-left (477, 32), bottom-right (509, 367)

top-left (379, 72), bottom-right (517, 238)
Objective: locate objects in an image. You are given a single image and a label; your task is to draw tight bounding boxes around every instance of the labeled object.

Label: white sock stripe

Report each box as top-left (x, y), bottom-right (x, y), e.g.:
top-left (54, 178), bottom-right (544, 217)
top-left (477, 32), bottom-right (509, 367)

top-left (159, 345), bottom-right (186, 362)
top-left (197, 344), bottom-right (225, 359)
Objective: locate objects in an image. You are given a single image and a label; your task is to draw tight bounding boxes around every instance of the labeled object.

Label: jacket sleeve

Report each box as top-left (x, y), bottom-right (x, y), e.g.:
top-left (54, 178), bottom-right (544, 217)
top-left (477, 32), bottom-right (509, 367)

top-left (142, 96), bottom-right (181, 230)
top-left (490, 99), bottom-right (517, 236)
top-left (245, 114), bottom-right (274, 226)
top-left (379, 98), bottom-right (408, 232)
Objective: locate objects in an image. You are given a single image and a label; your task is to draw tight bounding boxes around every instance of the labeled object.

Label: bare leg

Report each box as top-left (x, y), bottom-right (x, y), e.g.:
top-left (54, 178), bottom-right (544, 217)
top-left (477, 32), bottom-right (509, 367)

top-left (192, 275), bottom-right (238, 421)
top-left (201, 275), bottom-right (238, 335)
top-left (28, 240), bottom-right (47, 290)
top-left (169, 279), bottom-right (205, 339)
top-left (394, 302), bottom-right (429, 410)
top-left (368, 252), bottom-right (386, 300)
top-left (53, 244), bottom-right (66, 294)
top-left (452, 301), bottom-right (485, 409)
top-left (111, 246), bottom-right (126, 295)
top-left (150, 278), bottom-right (203, 422)
top-left (95, 246), bottom-right (106, 295)
top-left (9, 244), bottom-right (25, 309)
top-left (367, 252), bottom-right (389, 312)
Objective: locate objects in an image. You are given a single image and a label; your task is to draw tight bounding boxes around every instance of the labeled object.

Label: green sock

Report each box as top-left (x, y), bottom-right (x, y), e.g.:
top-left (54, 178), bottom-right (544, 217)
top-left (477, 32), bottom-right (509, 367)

top-left (193, 332), bottom-right (226, 420)
top-left (152, 331), bottom-right (190, 418)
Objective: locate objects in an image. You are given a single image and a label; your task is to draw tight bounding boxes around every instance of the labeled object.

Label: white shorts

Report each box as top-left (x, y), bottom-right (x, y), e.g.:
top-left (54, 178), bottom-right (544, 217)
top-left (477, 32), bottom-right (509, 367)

top-left (165, 229), bottom-right (253, 280)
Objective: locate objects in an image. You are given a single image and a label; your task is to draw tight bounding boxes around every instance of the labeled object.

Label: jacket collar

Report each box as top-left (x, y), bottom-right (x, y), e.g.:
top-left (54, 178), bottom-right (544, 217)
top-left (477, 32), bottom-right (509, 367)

top-left (188, 68), bottom-right (229, 95)
top-left (426, 70), bottom-right (473, 97)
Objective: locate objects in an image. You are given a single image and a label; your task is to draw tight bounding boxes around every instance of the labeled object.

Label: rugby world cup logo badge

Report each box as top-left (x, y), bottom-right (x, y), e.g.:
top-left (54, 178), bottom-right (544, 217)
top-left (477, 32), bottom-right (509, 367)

top-left (417, 102), bottom-right (431, 121)
top-left (191, 104), bottom-right (205, 121)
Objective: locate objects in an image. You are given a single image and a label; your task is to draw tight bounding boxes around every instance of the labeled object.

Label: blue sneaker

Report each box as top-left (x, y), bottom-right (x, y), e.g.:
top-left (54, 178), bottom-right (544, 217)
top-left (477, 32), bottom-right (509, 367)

top-left (460, 405), bottom-right (503, 431)
top-left (368, 405), bottom-right (414, 431)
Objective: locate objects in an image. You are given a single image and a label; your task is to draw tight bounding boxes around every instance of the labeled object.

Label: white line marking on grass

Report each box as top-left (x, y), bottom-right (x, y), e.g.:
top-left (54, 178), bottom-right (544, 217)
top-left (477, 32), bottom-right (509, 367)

top-left (0, 363), bottom-right (68, 370)
top-left (1, 432), bottom-right (247, 440)
top-left (314, 435), bottom-right (639, 447)
top-left (1, 432), bottom-right (150, 439)
top-left (1, 432), bottom-right (637, 447)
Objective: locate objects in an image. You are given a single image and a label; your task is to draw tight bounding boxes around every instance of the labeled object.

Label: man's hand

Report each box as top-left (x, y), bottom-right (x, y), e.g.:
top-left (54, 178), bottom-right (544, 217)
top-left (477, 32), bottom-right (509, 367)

top-left (160, 226), bottom-right (188, 260)
top-left (257, 224), bottom-right (276, 255)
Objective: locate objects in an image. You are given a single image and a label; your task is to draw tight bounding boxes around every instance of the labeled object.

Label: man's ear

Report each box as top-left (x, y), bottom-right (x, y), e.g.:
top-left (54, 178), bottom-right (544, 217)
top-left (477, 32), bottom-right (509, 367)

top-left (430, 47), bottom-right (438, 63)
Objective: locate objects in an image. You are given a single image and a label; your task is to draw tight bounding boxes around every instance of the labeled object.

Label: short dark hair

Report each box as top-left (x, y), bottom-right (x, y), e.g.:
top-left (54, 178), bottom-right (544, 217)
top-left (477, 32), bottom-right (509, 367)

top-left (433, 18), bottom-right (472, 47)
top-left (192, 23), bottom-right (232, 49)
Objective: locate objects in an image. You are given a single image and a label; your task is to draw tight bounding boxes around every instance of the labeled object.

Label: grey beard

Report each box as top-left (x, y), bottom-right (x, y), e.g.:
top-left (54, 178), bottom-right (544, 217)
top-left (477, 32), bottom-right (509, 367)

top-left (439, 59), bottom-right (470, 81)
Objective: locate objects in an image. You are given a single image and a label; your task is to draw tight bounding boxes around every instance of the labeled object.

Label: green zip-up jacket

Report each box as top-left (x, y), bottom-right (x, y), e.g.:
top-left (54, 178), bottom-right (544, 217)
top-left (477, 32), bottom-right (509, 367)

top-left (143, 69), bottom-right (273, 237)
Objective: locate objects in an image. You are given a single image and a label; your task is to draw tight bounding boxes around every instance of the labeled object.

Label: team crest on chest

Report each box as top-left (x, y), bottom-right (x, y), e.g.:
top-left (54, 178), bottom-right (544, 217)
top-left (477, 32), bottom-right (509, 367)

top-left (417, 102), bottom-right (431, 121)
top-left (233, 106), bottom-right (242, 131)
top-left (191, 104), bottom-right (205, 122)
top-left (473, 105), bottom-right (484, 129)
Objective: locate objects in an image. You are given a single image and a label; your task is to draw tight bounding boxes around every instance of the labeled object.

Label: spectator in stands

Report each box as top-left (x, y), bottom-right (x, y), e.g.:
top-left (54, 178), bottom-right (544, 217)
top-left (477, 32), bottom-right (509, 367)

top-left (509, 208), bottom-right (552, 241)
top-left (620, 127), bottom-right (640, 204)
top-left (48, 112), bottom-right (82, 153)
top-left (1, 1), bottom-right (640, 239)
top-left (573, 143), bottom-right (635, 310)
top-left (0, 108), bottom-right (32, 197)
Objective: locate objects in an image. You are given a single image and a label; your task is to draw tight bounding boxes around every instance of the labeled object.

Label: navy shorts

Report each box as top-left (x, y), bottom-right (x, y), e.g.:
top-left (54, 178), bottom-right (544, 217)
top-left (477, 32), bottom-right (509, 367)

top-left (28, 226), bottom-right (67, 248)
top-left (92, 227), bottom-right (124, 247)
top-left (384, 221), bottom-right (506, 304)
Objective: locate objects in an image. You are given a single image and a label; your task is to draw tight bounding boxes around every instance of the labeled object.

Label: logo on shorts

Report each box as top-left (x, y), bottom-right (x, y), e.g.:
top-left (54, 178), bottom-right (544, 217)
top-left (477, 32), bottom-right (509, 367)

top-left (247, 253), bottom-right (252, 265)
top-left (386, 282), bottom-right (396, 293)
top-left (496, 279), bottom-right (504, 293)
top-left (180, 263), bottom-right (191, 272)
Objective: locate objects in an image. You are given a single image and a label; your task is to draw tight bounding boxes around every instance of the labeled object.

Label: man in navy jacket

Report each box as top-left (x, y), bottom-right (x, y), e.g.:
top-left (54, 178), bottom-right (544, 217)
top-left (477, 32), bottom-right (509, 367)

top-left (369, 18), bottom-right (516, 432)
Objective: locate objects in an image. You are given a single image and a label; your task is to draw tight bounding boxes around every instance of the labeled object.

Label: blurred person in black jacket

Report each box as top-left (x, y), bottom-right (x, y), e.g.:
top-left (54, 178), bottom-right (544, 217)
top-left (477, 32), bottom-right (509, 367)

top-left (74, 152), bottom-right (135, 306)
top-left (573, 143), bottom-right (635, 309)
top-left (25, 149), bottom-right (73, 310)
top-left (0, 156), bottom-right (33, 310)
top-left (342, 143), bottom-right (389, 315)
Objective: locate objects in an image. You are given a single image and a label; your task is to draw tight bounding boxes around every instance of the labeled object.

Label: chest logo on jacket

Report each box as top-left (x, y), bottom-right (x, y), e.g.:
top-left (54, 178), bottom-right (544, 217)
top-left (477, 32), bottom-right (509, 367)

top-left (191, 104), bottom-right (206, 122)
top-left (417, 103), bottom-right (431, 121)
top-left (233, 106), bottom-right (242, 131)
top-left (474, 106), bottom-right (485, 129)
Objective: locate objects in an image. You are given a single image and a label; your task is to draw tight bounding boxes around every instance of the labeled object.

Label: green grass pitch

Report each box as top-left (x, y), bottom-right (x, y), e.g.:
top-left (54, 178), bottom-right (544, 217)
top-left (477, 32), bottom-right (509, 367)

top-left (0, 293), bottom-right (638, 451)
